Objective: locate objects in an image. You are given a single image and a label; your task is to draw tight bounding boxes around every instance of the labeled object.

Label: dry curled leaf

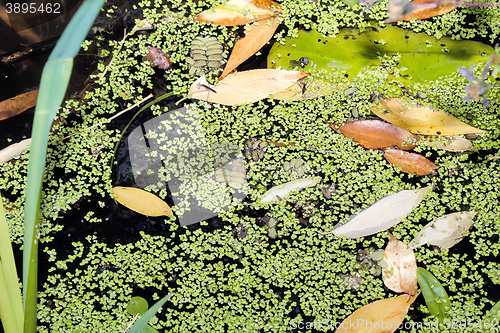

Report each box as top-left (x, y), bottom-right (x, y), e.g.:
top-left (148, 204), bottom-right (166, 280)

top-left (383, 233), bottom-right (418, 295)
top-left (409, 211), bottom-right (476, 249)
top-left (112, 186), bottom-right (173, 217)
top-left (330, 120), bottom-right (416, 150)
top-left (187, 69), bottom-right (308, 105)
top-left (422, 136), bottom-right (473, 152)
top-left (394, 0), bottom-right (457, 22)
top-left (260, 176), bottom-right (321, 204)
top-left (219, 14), bottom-right (281, 80)
top-left (0, 90), bottom-right (38, 121)
top-left (194, 0), bottom-right (279, 26)
top-left (322, 187), bottom-right (430, 238)
top-left (372, 98), bottom-right (487, 135)
top-left (383, 149), bottom-right (438, 176)
top-left (0, 138), bottom-right (31, 164)
top-left (336, 291), bottom-right (420, 332)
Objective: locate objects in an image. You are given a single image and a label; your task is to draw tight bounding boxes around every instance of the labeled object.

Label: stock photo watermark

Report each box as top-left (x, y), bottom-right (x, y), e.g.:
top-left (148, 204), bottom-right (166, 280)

top-left (290, 318), bottom-right (500, 331)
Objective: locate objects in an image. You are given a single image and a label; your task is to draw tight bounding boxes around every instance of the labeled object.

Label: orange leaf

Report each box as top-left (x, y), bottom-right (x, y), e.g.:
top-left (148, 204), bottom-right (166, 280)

top-left (331, 120), bottom-right (416, 150)
top-left (383, 149), bottom-right (438, 176)
top-left (371, 98), bottom-right (486, 135)
top-left (219, 14), bottom-right (281, 80)
top-left (395, 0), bottom-right (457, 22)
top-left (383, 233), bottom-right (418, 295)
top-left (336, 291), bottom-right (420, 332)
top-left (0, 90), bottom-right (38, 121)
top-left (194, 0), bottom-right (280, 26)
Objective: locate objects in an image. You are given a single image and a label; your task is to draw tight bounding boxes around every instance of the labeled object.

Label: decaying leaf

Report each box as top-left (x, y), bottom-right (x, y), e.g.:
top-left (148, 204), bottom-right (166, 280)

top-left (394, 0), bottom-right (457, 22)
top-left (0, 90), bottom-right (38, 121)
top-left (260, 176), bottom-right (321, 204)
top-left (409, 211), bottom-right (476, 249)
top-left (187, 69), bottom-right (308, 105)
top-left (322, 187), bottom-right (431, 238)
top-left (194, 0), bottom-right (279, 26)
top-left (0, 138), bottom-right (32, 164)
top-left (219, 15), bottom-right (281, 80)
top-left (383, 233), bottom-right (418, 295)
top-left (422, 136), bottom-right (473, 152)
top-left (383, 149), bottom-right (438, 176)
top-left (330, 120), bottom-right (416, 150)
top-left (270, 75), bottom-right (343, 100)
top-left (372, 98), bottom-right (487, 135)
top-left (336, 291), bottom-right (420, 332)
top-left (112, 186), bottom-right (174, 217)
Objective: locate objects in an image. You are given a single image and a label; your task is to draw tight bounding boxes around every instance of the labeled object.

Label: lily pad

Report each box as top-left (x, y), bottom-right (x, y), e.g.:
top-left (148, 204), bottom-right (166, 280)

top-left (268, 26), bottom-right (493, 83)
top-left (127, 296), bottom-right (149, 315)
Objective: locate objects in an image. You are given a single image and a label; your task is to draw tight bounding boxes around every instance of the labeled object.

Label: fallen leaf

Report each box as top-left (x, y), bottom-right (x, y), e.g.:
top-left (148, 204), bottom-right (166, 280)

top-left (372, 98), bottom-right (487, 135)
top-left (409, 211), bottom-right (476, 249)
top-left (260, 176), bottom-right (321, 204)
top-left (270, 75), bottom-right (342, 100)
top-left (268, 26), bottom-right (493, 84)
top-left (383, 149), bottom-right (438, 176)
top-left (0, 90), bottom-right (38, 121)
top-left (336, 291), bottom-right (420, 332)
top-left (194, 0), bottom-right (279, 26)
top-left (0, 138), bottom-right (32, 164)
top-left (394, 0), bottom-right (457, 22)
top-left (187, 69), bottom-right (308, 105)
top-left (112, 186), bottom-right (173, 217)
top-left (144, 46), bottom-right (171, 70)
top-left (383, 233), bottom-right (418, 295)
top-left (330, 120), bottom-right (417, 150)
top-left (421, 136), bottom-right (473, 152)
top-left (321, 187), bottom-right (430, 238)
top-left (219, 14), bottom-right (281, 80)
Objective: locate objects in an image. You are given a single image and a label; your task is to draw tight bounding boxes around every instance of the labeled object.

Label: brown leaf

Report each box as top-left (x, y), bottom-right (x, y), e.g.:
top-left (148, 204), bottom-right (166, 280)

top-left (0, 90), bottom-right (38, 121)
top-left (383, 149), bottom-right (438, 176)
top-left (330, 120), bottom-right (416, 150)
top-left (187, 69), bottom-right (308, 105)
top-left (194, 0), bottom-right (280, 26)
top-left (396, 0), bottom-right (457, 22)
top-left (219, 14), bottom-right (281, 80)
top-left (336, 291), bottom-right (420, 332)
top-left (383, 233), bottom-right (418, 295)
top-left (372, 98), bottom-right (486, 135)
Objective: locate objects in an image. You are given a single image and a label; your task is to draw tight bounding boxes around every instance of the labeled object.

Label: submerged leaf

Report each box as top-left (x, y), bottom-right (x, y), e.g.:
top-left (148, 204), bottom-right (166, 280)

top-left (268, 26), bottom-right (493, 83)
top-left (194, 0), bottom-right (279, 26)
top-left (383, 234), bottom-right (418, 295)
top-left (322, 187), bottom-right (431, 238)
top-left (330, 120), bottom-right (416, 150)
top-left (219, 15), bottom-right (281, 80)
top-left (336, 291), bottom-right (420, 332)
top-left (0, 90), bottom-right (38, 121)
top-left (383, 149), bottom-right (438, 175)
top-left (270, 75), bottom-right (342, 100)
top-left (422, 136), bottom-right (473, 152)
top-left (260, 176), bottom-right (321, 204)
top-left (409, 211), bottom-right (476, 249)
top-left (187, 69), bottom-right (308, 105)
top-left (112, 187), bottom-right (174, 217)
top-left (372, 98), bottom-right (487, 135)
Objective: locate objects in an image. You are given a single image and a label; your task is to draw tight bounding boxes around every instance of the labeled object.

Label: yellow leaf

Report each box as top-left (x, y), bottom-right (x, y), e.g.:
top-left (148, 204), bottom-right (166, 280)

top-left (194, 0), bottom-right (280, 26)
top-left (188, 69), bottom-right (309, 105)
top-left (421, 136), bottom-right (473, 152)
top-left (336, 292), bottom-right (420, 332)
top-left (371, 98), bottom-right (487, 135)
top-left (112, 187), bottom-right (173, 217)
top-left (219, 14), bottom-right (281, 80)
top-left (382, 233), bottom-right (418, 295)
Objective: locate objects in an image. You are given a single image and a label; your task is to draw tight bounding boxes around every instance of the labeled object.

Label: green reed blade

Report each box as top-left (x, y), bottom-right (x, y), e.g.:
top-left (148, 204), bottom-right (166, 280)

top-left (128, 295), bottom-right (171, 333)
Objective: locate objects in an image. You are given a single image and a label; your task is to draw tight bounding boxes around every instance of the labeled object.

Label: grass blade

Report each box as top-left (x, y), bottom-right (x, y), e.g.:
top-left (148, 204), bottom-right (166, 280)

top-left (22, 0), bottom-right (105, 331)
top-left (0, 196), bottom-right (23, 333)
top-left (127, 295), bottom-right (171, 333)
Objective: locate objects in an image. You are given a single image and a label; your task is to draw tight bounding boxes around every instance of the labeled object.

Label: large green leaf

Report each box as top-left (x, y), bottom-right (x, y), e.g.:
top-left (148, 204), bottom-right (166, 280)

top-left (268, 26), bottom-right (493, 83)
